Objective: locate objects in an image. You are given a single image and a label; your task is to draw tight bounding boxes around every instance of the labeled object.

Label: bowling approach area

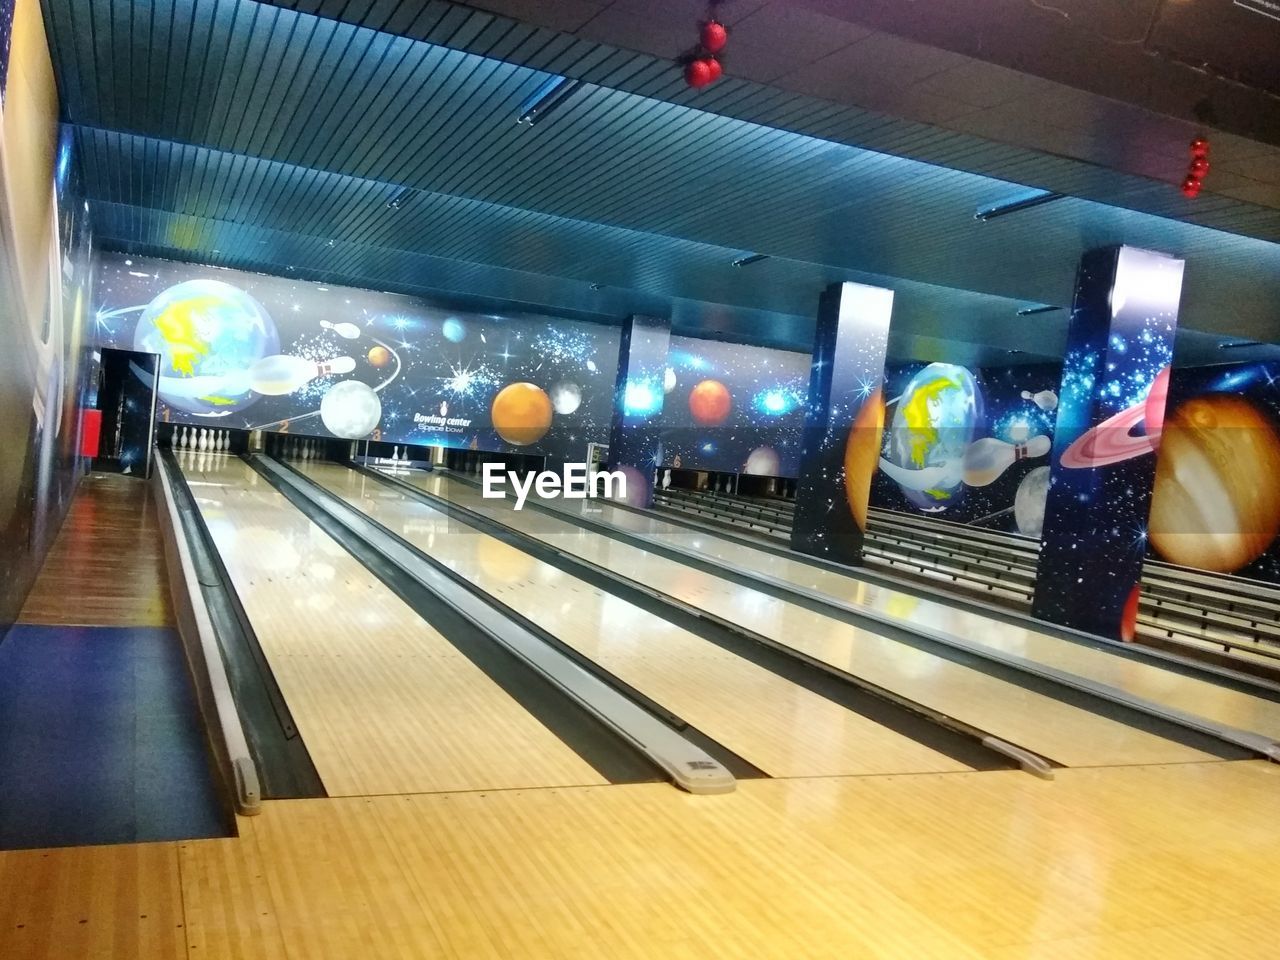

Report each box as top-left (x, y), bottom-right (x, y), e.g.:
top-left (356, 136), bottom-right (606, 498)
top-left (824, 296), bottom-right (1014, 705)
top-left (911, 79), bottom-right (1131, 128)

top-left (4, 0), bottom-right (1280, 957)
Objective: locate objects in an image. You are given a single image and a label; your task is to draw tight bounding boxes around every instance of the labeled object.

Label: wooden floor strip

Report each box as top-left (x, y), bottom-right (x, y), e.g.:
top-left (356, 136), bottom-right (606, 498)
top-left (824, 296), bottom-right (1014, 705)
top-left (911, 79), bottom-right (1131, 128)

top-left (19, 473), bottom-right (173, 627)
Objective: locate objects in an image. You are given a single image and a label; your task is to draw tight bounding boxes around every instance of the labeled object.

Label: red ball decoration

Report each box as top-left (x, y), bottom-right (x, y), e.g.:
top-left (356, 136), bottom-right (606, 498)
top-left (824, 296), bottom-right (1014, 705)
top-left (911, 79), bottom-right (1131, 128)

top-left (1189, 156), bottom-right (1210, 177)
top-left (1189, 136), bottom-right (1210, 159)
top-left (1181, 175), bottom-right (1202, 198)
top-left (705, 57), bottom-right (723, 83)
top-left (685, 59), bottom-right (713, 89)
top-left (701, 20), bottom-right (728, 54)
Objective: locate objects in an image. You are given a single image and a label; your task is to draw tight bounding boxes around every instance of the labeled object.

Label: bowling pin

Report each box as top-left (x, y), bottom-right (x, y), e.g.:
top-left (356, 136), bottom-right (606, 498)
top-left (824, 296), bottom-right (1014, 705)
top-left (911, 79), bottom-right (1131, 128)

top-left (221, 430), bottom-right (229, 451)
top-left (320, 320), bottom-right (361, 340)
top-left (1021, 389), bottom-right (1059, 412)
top-left (248, 355), bottom-right (357, 396)
top-left (962, 435), bottom-right (1051, 487)
top-left (195, 428), bottom-right (205, 451)
top-left (178, 426), bottom-right (188, 449)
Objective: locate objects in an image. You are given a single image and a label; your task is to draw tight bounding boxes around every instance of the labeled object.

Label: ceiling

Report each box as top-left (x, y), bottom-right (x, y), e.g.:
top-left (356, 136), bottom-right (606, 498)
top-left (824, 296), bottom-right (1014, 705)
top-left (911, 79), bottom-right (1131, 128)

top-left (41, 0), bottom-right (1280, 366)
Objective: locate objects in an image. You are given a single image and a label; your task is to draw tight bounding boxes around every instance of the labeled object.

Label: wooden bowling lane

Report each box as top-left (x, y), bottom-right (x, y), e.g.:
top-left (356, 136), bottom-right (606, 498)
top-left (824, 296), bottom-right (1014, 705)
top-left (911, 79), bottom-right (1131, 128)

top-left (553, 494), bottom-right (1280, 742)
top-left (175, 452), bottom-right (607, 797)
top-left (300, 461), bottom-right (975, 779)
top-left (420, 472), bottom-right (1221, 768)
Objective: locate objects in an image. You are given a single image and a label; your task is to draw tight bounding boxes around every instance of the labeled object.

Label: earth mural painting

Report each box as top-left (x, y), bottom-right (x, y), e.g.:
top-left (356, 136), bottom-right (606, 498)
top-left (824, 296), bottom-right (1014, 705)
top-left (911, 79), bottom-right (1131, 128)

top-left (870, 362), bottom-right (1063, 536)
top-left (92, 253), bottom-right (621, 458)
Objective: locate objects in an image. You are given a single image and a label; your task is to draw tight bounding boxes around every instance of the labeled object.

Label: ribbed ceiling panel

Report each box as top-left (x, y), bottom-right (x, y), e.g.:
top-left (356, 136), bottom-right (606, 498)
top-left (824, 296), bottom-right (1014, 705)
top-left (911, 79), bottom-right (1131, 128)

top-left (47, 0), bottom-right (1280, 352)
top-left (255, 0), bottom-right (1280, 242)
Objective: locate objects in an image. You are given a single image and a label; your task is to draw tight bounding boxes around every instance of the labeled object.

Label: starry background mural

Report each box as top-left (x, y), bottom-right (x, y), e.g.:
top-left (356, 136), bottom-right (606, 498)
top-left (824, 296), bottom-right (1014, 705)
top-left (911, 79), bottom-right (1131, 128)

top-left (1032, 246), bottom-right (1183, 637)
top-left (1147, 360), bottom-right (1280, 585)
top-left (657, 336), bottom-right (809, 478)
top-left (92, 253), bottom-right (622, 462)
top-left (870, 361), bottom-right (1063, 535)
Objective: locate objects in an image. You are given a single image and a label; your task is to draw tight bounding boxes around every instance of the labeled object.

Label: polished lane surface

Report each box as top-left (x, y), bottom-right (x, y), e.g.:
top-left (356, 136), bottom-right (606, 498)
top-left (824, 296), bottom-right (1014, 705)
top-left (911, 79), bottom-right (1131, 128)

top-left (178, 452), bottom-right (607, 797)
top-left (550, 489), bottom-right (1280, 741)
top-left (300, 461), bottom-right (974, 778)
top-left (411, 471), bottom-right (1219, 768)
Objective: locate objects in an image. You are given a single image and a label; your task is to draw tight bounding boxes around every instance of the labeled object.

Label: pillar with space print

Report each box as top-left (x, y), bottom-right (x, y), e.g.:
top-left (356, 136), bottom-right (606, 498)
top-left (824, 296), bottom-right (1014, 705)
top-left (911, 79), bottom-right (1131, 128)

top-left (1031, 245), bottom-right (1184, 639)
top-left (791, 282), bottom-right (894, 565)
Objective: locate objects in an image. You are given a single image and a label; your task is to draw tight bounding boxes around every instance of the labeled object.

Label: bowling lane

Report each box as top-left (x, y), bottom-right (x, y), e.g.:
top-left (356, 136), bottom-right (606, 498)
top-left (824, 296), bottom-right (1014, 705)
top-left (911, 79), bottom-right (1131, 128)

top-left (546, 487), bottom-right (1280, 741)
top-left (176, 452), bottom-right (608, 797)
top-left (414, 472), bottom-right (1218, 768)
top-left (299, 461), bottom-right (975, 778)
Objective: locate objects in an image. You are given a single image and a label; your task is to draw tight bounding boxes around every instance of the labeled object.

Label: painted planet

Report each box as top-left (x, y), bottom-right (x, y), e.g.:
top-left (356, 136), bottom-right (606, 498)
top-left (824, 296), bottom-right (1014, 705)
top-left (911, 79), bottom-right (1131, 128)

top-left (132, 278), bottom-right (279, 415)
top-left (1060, 364), bottom-right (1170, 468)
top-left (367, 345), bottom-right (392, 368)
top-left (1148, 394), bottom-right (1280, 573)
top-left (1014, 465), bottom-right (1051, 538)
top-left (442, 317), bottom-right (466, 343)
top-left (688, 379), bottom-right (732, 426)
top-left (743, 446), bottom-right (782, 477)
top-left (1120, 583), bottom-right (1142, 643)
top-left (550, 381), bottom-right (582, 415)
top-left (884, 363), bottom-right (982, 510)
top-left (491, 382), bottom-right (553, 446)
top-left (844, 388), bottom-right (885, 533)
top-left (320, 380), bottom-right (382, 439)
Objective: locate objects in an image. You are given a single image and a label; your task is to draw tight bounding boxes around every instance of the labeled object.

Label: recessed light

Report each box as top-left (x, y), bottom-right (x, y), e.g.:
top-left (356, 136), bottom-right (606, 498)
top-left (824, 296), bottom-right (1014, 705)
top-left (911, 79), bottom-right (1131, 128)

top-left (975, 190), bottom-right (1064, 222)
top-left (731, 253), bottom-right (769, 267)
top-left (1016, 304), bottom-right (1063, 316)
top-left (516, 76), bottom-right (581, 125)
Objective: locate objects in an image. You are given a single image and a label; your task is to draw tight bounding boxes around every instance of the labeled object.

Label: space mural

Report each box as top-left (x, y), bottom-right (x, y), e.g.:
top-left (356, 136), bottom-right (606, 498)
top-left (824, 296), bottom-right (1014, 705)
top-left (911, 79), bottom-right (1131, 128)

top-left (656, 336), bottom-right (809, 478)
top-left (1147, 361), bottom-right (1280, 584)
top-left (91, 253), bottom-right (621, 461)
top-left (869, 361), bottom-right (1063, 536)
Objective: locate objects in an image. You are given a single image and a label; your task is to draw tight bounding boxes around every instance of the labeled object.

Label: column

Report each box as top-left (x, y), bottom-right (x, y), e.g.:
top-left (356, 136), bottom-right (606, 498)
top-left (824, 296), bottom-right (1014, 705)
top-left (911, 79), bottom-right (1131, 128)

top-left (1031, 245), bottom-right (1184, 638)
top-left (607, 314), bottom-right (671, 508)
top-left (791, 282), bottom-right (895, 564)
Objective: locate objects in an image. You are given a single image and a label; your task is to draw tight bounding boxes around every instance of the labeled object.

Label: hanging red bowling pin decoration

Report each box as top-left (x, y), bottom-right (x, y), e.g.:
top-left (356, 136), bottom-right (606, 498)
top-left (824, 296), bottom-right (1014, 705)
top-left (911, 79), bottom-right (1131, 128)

top-left (683, 10), bottom-right (728, 89)
top-left (1181, 137), bottom-right (1210, 199)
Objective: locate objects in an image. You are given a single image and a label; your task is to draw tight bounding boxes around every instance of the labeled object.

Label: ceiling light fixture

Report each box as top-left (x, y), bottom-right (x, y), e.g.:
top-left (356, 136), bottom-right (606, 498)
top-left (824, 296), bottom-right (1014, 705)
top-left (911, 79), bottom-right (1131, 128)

top-left (1219, 340), bottom-right (1265, 350)
top-left (386, 187), bottom-right (413, 210)
top-left (1016, 304), bottom-right (1063, 316)
top-left (517, 76), bottom-right (582, 125)
top-left (974, 189), bottom-right (1064, 222)
top-left (731, 253), bottom-right (769, 267)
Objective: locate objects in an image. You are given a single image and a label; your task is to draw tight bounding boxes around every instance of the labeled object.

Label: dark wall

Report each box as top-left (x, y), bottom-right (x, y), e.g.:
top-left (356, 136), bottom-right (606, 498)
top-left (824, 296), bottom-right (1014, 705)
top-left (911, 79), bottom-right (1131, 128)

top-left (0, 0), bottom-right (97, 634)
top-left (92, 252), bottom-right (622, 464)
top-left (656, 336), bottom-right (809, 478)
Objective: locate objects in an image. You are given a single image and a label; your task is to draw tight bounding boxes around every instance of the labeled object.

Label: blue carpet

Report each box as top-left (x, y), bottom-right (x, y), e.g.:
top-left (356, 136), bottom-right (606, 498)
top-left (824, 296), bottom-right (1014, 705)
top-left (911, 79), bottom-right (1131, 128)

top-left (0, 625), bottom-right (232, 850)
